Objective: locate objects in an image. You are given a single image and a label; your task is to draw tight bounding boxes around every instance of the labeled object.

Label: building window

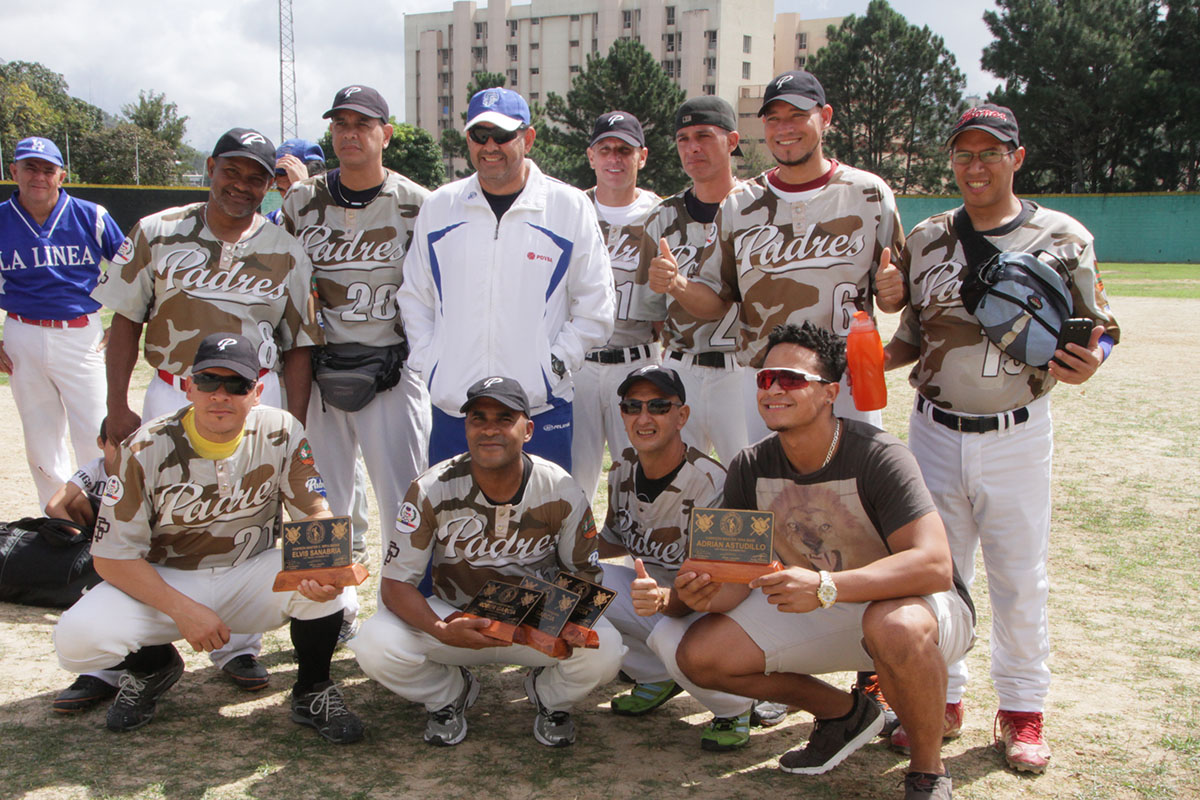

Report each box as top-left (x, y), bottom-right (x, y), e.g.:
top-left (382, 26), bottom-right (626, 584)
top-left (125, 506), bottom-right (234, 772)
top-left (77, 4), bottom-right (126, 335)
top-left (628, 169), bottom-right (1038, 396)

top-left (704, 56), bottom-right (716, 76)
top-left (706, 30), bottom-right (717, 49)
top-left (666, 6), bottom-right (676, 25)
top-left (531, 17), bottom-right (540, 25)
top-left (531, 67), bottom-right (540, 75)
top-left (703, 84), bottom-right (715, 95)
top-left (475, 22), bottom-right (486, 40)
top-left (530, 42), bottom-right (539, 50)
top-left (570, 13), bottom-right (580, 21)
top-left (507, 44), bottom-right (518, 61)
top-left (439, 49), bottom-right (449, 65)
top-left (623, 10), bottom-right (633, 28)
top-left (592, 38), bottom-right (599, 52)
top-left (509, 20), bottom-right (518, 36)
top-left (795, 55), bottom-right (807, 69)
top-left (797, 32), bottom-right (808, 50)
top-left (530, 92), bottom-right (540, 101)
top-left (742, 61), bottom-right (751, 79)
top-left (570, 40), bottom-right (579, 48)
top-left (570, 65), bottom-right (581, 73)
top-left (662, 60), bottom-right (676, 78)
top-left (508, 69), bottom-right (518, 85)
top-left (743, 35), bottom-right (751, 53)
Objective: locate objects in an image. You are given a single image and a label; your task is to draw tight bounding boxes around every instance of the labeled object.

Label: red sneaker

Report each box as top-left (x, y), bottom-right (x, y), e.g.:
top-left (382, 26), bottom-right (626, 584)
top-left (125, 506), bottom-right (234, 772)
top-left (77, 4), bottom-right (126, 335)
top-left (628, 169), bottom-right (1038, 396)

top-left (888, 701), bottom-right (964, 754)
top-left (994, 710), bottom-right (1051, 773)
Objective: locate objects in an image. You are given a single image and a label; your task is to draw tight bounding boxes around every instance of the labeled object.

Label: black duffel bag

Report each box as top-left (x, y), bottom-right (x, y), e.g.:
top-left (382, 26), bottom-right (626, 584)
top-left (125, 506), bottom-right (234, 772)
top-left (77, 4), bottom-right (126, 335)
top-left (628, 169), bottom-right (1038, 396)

top-left (0, 517), bottom-right (100, 608)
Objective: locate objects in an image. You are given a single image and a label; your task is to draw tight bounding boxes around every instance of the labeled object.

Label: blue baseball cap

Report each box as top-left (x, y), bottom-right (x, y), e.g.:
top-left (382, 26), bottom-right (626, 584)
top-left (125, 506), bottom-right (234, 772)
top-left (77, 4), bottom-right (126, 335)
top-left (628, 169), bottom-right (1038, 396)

top-left (275, 139), bottom-right (325, 174)
top-left (13, 137), bottom-right (64, 167)
top-left (465, 88), bottom-right (531, 132)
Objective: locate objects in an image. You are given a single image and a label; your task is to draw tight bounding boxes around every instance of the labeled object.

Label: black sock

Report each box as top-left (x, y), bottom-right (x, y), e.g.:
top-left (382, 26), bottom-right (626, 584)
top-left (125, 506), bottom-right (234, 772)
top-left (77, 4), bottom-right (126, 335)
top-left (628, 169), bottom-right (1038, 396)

top-left (123, 644), bottom-right (177, 675)
top-left (290, 610), bottom-right (343, 695)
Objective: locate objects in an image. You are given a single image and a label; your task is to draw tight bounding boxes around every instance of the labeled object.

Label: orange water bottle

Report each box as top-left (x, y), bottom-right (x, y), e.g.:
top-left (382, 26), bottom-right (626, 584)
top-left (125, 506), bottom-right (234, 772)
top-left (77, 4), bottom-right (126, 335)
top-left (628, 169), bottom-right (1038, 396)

top-left (846, 310), bottom-right (887, 411)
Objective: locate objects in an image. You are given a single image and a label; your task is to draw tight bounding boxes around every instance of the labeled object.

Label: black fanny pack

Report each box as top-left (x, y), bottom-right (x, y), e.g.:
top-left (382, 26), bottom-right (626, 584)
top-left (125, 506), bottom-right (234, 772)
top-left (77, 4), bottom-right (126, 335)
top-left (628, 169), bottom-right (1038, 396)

top-left (313, 342), bottom-right (407, 412)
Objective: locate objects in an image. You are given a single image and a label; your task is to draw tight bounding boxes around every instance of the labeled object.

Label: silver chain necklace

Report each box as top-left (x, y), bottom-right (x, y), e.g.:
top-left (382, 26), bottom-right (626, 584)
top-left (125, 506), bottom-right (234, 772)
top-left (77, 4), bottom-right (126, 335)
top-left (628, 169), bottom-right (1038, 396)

top-left (821, 419), bottom-right (842, 469)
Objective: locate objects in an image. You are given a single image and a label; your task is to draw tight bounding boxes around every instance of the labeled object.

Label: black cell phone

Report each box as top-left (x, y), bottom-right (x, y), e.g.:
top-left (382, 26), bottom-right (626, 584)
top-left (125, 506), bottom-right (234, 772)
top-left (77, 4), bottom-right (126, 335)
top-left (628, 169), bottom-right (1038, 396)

top-left (1053, 318), bottom-right (1093, 367)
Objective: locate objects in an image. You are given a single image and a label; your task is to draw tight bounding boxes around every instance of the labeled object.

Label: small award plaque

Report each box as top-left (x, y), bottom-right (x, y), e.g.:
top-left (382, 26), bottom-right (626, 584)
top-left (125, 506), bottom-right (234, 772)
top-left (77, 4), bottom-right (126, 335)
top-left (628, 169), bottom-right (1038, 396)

top-left (272, 516), bottom-right (369, 592)
top-left (679, 507), bottom-right (782, 584)
top-left (450, 580), bottom-right (545, 643)
top-left (553, 572), bottom-right (617, 649)
top-left (511, 576), bottom-right (582, 659)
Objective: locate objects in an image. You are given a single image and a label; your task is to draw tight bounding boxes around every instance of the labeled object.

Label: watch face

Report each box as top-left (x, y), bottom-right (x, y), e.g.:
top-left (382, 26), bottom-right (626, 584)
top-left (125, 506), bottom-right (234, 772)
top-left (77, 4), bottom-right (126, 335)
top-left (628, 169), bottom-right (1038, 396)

top-left (817, 573), bottom-right (837, 606)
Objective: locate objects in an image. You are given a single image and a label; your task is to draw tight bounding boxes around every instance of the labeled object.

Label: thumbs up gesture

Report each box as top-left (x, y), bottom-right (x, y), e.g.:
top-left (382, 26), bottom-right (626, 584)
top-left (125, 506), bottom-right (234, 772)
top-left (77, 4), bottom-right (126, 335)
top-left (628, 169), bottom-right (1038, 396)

top-left (874, 247), bottom-right (906, 312)
top-left (648, 238), bottom-right (683, 295)
top-left (630, 558), bottom-right (668, 617)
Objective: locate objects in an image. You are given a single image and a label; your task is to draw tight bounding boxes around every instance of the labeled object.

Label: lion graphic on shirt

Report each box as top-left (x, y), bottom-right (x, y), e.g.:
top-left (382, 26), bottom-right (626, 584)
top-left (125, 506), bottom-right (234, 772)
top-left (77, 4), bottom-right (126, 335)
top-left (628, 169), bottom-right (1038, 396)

top-left (769, 482), bottom-right (884, 572)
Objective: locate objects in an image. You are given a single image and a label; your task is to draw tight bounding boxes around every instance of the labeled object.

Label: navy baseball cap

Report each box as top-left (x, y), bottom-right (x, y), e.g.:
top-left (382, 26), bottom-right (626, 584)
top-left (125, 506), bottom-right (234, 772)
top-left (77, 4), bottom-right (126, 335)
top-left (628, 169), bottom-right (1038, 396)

top-left (211, 128), bottom-right (276, 175)
top-left (759, 70), bottom-right (826, 115)
top-left (618, 364), bottom-right (686, 404)
top-left (323, 85), bottom-right (389, 122)
top-left (192, 333), bottom-right (260, 382)
top-left (465, 88), bottom-right (531, 132)
top-left (276, 138), bottom-right (325, 163)
top-left (675, 96), bottom-right (744, 157)
top-left (947, 104), bottom-right (1020, 147)
top-left (13, 137), bottom-right (64, 167)
top-left (461, 376), bottom-right (531, 416)
top-left (589, 111), bottom-right (645, 148)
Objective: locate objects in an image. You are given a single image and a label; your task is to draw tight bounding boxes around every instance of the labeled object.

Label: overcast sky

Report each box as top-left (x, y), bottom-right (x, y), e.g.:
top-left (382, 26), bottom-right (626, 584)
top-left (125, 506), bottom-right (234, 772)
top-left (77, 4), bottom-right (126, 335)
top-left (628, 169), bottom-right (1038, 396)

top-left (4, 0), bottom-right (1001, 151)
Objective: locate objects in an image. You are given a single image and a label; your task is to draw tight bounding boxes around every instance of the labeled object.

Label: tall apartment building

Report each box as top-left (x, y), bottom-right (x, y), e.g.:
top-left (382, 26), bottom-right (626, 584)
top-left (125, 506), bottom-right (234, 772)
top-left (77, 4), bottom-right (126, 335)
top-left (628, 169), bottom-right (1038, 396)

top-left (405, 0), bottom-right (776, 140)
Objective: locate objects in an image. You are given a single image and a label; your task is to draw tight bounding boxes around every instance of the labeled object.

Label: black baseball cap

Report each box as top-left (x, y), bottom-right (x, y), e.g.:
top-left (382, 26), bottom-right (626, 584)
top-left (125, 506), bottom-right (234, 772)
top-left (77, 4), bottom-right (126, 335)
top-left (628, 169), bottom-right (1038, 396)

top-left (460, 376), bottom-right (531, 417)
top-left (323, 85), bottom-right (390, 122)
top-left (211, 128), bottom-right (276, 175)
top-left (947, 104), bottom-right (1020, 147)
top-left (618, 364), bottom-right (686, 404)
top-left (192, 333), bottom-right (261, 382)
top-left (675, 96), bottom-right (744, 157)
top-left (589, 111), bottom-right (645, 148)
top-left (758, 70), bottom-right (826, 115)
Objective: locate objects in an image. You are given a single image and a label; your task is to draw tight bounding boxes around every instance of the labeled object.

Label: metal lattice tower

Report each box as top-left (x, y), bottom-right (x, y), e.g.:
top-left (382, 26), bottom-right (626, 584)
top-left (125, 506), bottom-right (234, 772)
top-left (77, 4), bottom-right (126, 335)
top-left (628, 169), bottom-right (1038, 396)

top-left (279, 0), bottom-right (298, 143)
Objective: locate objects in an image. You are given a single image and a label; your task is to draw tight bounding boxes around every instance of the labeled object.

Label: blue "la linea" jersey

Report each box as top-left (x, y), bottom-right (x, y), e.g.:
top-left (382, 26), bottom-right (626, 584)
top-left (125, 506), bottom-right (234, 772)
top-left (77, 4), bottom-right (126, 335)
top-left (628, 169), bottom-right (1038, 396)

top-left (0, 189), bottom-right (124, 319)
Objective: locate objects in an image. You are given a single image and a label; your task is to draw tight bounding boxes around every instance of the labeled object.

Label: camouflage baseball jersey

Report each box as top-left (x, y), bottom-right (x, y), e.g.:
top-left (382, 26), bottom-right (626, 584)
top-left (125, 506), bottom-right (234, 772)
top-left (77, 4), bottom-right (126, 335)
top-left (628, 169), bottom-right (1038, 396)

top-left (894, 201), bottom-right (1121, 414)
top-left (281, 170), bottom-right (429, 347)
top-left (631, 188), bottom-right (741, 353)
top-left (600, 445), bottom-right (725, 586)
top-left (90, 405), bottom-right (330, 570)
top-left (92, 203), bottom-right (321, 376)
top-left (382, 453), bottom-right (601, 609)
top-left (693, 163), bottom-right (904, 367)
top-left (586, 187), bottom-right (660, 348)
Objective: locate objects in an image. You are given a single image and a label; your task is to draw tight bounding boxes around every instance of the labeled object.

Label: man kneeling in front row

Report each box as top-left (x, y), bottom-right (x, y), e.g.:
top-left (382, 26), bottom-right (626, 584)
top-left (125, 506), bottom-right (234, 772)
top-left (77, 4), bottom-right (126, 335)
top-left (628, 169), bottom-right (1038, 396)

top-left (54, 333), bottom-right (363, 743)
top-left (352, 376), bottom-right (621, 747)
top-left (663, 323), bottom-right (976, 800)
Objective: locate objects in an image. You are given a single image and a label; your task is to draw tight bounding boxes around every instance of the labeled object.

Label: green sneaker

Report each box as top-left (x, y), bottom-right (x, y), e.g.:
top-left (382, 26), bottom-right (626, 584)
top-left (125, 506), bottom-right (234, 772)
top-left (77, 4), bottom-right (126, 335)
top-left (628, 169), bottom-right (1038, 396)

top-left (610, 680), bottom-right (684, 716)
top-left (701, 709), bottom-right (752, 751)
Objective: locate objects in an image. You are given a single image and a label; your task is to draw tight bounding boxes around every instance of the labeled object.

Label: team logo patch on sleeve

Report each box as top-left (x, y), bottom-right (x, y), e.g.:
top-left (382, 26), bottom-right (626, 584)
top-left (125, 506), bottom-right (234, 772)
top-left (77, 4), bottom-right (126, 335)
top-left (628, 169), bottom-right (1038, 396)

top-left (113, 236), bottom-right (134, 264)
top-left (101, 477), bottom-right (124, 506)
top-left (297, 440), bottom-right (315, 466)
top-left (581, 508), bottom-right (598, 539)
top-left (396, 502), bottom-right (421, 534)
top-left (305, 476), bottom-right (327, 497)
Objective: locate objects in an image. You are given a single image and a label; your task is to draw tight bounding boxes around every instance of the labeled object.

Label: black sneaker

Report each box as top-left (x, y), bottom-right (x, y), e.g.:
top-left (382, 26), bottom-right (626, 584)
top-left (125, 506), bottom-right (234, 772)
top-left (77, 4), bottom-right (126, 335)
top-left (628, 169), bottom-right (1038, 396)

top-left (904, 771), bottom-right (953, 799)
top-left (53, 674), bottom-right (118, 714)
top-left (525, 667), bottom-right (575, 747)
top-left (291, 681), bottom-right (364, 744)
top-left (106, 646), bottom-right (185, 732)
top-left (222, 654), bottom-right (270, 691)
top-left (778, 690), bottom-right (884, 775)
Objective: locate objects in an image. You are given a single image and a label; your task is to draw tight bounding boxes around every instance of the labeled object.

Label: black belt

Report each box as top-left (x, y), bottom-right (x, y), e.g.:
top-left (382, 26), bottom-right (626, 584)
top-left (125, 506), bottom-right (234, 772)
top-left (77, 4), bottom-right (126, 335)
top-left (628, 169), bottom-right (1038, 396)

top-left (918, 395), bottom-right (1029, 434)
top-left (585, 344), bottom-right (651, 364)
top-left (667, 350), bottom-right (728, 368)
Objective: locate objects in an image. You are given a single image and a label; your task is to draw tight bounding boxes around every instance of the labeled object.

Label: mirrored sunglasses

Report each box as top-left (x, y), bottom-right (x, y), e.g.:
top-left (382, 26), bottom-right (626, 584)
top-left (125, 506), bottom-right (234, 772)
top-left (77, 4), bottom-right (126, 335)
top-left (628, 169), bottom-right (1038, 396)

top-left (619, 398), bottom-right (682, 416)
top-left (192, 372), bottom-right (256, 395)
top-left (468, 125), bottom-right (527, 145)
top-left (755, 368), bottom-right (831, 391)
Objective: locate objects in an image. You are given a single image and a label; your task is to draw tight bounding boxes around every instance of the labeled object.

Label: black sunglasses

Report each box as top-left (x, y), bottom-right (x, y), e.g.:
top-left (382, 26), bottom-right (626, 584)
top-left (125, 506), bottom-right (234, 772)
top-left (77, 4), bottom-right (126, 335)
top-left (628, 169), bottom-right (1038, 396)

top-left (192, 372), bottom-right (256, 395)
top-left (619, 398), bottom-right (682, 416)
top-left (468, 125), bottom-right (527, 145)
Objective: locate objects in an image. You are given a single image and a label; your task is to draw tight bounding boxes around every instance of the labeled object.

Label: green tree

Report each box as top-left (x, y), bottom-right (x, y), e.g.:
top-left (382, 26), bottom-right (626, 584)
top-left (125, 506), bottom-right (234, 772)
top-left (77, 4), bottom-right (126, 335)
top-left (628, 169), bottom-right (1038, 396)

top-left (1147, 2), bottom-right (1200, 190)
top-left (318, 118), bottom-right (445, 189)
top-left (72, 123), bottom-right (175, 185)
top-left (806, 0), bottom-right (964, 194)
top-left (541, 39), bottom-right (687, 195)
top-left (0, 61), bottom-right (107, 176)
top-left (122, 89), bottom-right (188, 151)
top-left (981, 0), bottom-right (1161, 193)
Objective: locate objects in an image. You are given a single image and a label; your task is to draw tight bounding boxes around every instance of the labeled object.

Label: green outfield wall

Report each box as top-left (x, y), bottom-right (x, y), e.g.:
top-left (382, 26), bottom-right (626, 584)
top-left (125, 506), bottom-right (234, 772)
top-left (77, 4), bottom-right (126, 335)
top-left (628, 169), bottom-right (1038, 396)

top-left (897, 193), bottom-right (1199, 263)
top-left (4, 183), bottom-right (1194, 263)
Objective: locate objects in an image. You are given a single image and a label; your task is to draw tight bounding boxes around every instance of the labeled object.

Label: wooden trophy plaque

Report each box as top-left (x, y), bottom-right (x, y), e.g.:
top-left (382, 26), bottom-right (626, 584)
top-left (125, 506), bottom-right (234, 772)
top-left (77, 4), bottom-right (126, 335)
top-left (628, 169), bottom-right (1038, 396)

top-left (272, 516), bottom-right (369, 591)
top-left (679, 508), bottom-right (782, 583)
top-left (511, 576), bottom-right (582, 659)
top-left (449, 580), bottom-right (545, 643)
top-left (553, 572), bottom-right (617, 649)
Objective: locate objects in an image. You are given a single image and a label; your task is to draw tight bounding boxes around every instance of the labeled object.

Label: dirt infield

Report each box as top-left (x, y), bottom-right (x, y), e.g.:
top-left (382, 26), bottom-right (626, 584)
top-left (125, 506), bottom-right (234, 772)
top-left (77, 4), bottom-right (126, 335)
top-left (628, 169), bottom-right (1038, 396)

top-left (0, 295), bottom-right (1197, 799)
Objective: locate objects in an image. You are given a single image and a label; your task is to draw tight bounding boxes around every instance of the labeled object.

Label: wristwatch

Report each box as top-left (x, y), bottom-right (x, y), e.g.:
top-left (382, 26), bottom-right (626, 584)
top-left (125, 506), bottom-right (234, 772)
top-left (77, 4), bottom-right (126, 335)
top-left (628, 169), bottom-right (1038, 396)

top-left (550, 354), bottom-right (566, 379)
top-left (816, 570), bottom-right (837, 609)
